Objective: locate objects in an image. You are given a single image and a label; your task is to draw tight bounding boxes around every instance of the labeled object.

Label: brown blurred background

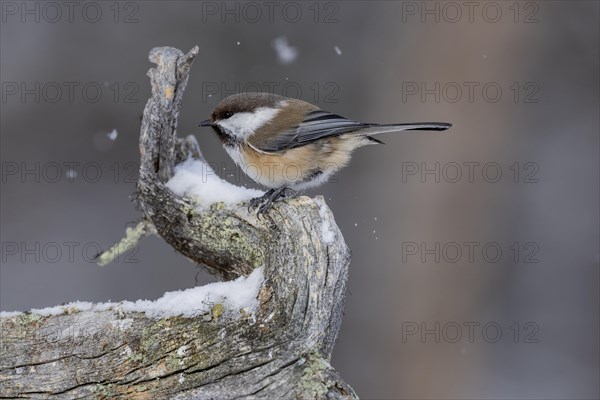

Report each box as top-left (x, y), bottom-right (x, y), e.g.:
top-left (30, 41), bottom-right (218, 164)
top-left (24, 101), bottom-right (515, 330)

top-left (1, 1), bottom-right (598, 398)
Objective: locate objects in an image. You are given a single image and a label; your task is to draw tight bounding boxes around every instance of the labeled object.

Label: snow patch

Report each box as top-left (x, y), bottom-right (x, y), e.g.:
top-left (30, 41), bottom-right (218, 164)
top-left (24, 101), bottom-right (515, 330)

top-left (107, 129), bottom-right (118, 141)
top-left (111, 318), bottom-right (134, 330)
top-left (31, 301), bottom-right (96, 316)
top-left (318, 201), bottom-right (335, 244)
top-left (176, 345), bottom-right (189, 357)
top-left (272, 36), bottom-right (298, 64)
top-left (1, 267), bottom-right (265, 319)
top-left (166, 158), bottom-right (263, 210)
top-left (334, 46), bottom-right (342, 55)
top-left (0, 311), bottom-right (22, 318)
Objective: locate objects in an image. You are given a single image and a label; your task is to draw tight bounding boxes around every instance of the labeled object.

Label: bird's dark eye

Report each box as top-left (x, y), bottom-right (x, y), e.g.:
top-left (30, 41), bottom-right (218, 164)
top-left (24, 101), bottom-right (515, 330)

top-left (223, 112), bottom-right (233, 119)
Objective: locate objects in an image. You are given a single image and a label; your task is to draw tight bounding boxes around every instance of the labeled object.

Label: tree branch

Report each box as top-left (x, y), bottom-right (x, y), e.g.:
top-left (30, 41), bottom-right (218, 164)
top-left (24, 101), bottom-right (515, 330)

top-left (0, 46), bottom-right (356, 399)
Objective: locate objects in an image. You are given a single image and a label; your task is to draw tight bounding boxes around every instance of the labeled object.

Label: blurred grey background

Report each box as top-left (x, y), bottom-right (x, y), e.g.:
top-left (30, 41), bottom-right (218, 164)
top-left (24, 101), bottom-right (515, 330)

top-left (1, 1), bottom-right (598, 398)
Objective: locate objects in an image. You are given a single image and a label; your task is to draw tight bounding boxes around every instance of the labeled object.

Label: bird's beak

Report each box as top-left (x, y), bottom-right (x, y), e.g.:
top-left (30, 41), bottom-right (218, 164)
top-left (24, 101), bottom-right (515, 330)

top-left (198, 119), bottom-right (213, 127)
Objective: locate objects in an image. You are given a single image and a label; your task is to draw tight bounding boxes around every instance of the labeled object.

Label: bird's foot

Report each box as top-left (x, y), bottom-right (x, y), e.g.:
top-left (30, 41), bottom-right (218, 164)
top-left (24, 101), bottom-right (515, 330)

top-left (248, 187), bottom-right (296, 218)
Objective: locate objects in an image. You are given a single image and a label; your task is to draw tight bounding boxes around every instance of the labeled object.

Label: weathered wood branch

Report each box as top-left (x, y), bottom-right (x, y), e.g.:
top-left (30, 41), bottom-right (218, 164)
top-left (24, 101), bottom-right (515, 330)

top-left (0, 46), bottom-right (356, 399)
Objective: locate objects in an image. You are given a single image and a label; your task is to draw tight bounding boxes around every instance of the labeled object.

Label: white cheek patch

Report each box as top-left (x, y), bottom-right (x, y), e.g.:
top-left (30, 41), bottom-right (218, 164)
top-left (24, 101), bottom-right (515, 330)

top-left (216, 107), bottom-right (280, 140)
top-left (223, 146), bottom-right (245, 170)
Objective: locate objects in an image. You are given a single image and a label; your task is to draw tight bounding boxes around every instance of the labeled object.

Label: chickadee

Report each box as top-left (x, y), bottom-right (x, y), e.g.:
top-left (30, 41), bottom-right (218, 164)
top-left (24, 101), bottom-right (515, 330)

top-left (199, 92), bottom-right (451, 214)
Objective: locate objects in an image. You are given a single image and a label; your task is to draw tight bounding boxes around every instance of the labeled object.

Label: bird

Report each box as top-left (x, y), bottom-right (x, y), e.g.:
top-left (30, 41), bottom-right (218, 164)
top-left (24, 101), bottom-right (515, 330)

top-left (198, 92), bottom-right (451, 214)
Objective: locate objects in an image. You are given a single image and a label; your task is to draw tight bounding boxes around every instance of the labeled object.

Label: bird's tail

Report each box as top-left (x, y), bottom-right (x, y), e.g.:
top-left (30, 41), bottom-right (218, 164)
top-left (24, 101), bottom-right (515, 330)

top-left (357, 122), bottom-right (451, 144)
top-left (361, 122), bottom-right (452, 135)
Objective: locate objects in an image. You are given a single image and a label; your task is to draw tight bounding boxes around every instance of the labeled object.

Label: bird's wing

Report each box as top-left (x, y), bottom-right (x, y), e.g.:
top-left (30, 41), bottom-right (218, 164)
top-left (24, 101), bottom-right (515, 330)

top-left (250, 110), bottom-right (372, 152)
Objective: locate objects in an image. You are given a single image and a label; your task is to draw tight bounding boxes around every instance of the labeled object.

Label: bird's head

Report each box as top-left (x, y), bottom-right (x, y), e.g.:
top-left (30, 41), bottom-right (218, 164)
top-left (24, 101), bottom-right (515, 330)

top-left (199, 92), bottom-right (287, 145)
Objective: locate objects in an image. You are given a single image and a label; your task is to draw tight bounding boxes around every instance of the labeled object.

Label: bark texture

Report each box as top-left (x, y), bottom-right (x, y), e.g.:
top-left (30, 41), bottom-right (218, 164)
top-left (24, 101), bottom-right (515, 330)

top-left (0, 46), bottom-right (356, 399)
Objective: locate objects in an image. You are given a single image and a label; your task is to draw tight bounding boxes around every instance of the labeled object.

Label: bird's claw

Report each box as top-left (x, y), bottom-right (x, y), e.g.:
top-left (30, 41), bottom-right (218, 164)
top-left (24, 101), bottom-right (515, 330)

top-left (247, 187), bottom-right (296, 218)
top-left (248, 196), bottom-right (265, 213)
